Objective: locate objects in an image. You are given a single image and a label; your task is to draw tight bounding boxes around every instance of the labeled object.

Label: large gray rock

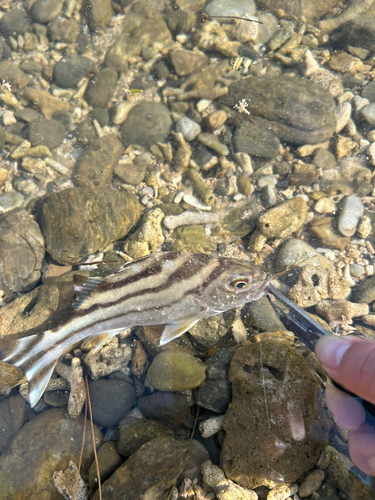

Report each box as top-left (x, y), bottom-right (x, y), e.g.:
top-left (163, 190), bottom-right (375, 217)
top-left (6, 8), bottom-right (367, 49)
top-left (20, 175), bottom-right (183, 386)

top-left (0, 396), bottom-right (28, 455)
top-left (92, 437), bottom-right (191, 500)
top-left (233, 121), bottom-right (280, 158)
top-left (220, 75), bottom-right (336, 145)
top-left (0, 408), bottom-right (102, 500)
top-left (40, 187), bottom-right (142, 263)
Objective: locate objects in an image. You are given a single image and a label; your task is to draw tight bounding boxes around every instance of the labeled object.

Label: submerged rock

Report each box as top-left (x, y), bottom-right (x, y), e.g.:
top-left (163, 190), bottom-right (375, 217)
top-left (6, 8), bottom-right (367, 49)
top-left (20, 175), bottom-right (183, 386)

top-left (257, 197), bottom-right (308, 239)
top-left (117, 417), bottom-right (174, 456)
top-left (220, 75), bottom-right (336, 145)
top-left (222, 340), bottom-right (328, 489)
top-left (0, 396), bottom-right (28, 454)
top-left (89, 379), bottom-right (136, 427)
top-left (92, 437), bottom-right (191, 500)
top-left (0, 408), bottom-right (102, 500)
top-left (41, 187), bottom-right (142, 263)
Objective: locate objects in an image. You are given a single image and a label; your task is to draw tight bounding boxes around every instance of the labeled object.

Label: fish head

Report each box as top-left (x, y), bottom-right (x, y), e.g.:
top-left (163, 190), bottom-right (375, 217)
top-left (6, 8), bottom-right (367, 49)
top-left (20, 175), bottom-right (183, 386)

top-left (200, 257), bottom-right (271, 312)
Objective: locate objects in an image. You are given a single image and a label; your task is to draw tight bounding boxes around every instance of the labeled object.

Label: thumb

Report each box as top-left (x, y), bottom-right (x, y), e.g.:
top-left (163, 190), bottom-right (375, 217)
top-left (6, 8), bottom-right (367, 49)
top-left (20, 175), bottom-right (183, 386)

top-left (315, 335), bottom-right (375, 405)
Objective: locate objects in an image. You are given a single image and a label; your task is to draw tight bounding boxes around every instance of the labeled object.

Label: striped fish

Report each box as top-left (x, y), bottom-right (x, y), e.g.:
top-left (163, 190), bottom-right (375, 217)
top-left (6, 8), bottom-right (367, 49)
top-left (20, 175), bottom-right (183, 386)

top-left (0, 252), bottom-right (270, 407)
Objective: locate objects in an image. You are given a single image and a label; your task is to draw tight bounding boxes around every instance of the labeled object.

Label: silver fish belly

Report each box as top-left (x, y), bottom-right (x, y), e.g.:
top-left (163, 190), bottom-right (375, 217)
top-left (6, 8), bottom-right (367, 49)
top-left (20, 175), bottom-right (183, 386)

top-left (0, 252), bottom-right (270, 407)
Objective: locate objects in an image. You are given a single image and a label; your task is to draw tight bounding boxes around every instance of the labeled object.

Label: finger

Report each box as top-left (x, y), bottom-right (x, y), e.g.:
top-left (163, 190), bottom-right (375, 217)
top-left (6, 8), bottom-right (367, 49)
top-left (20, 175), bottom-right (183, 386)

top-left (348, 423), bottom-right (375, 476)
top-left (315, 335), bottom-right (375, 405)
top-left (325, 380), bottom-right (366, 430)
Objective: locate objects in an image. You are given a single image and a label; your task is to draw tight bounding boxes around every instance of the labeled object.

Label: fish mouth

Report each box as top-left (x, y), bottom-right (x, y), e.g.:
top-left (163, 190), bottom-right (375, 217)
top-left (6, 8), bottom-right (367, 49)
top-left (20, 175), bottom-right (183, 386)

top-left (247, 274), bottom-right (273, 301)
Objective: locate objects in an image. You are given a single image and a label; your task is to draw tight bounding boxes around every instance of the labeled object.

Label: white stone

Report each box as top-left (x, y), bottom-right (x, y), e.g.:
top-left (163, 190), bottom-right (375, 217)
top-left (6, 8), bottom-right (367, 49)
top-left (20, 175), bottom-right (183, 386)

top-left (176, 116), bottom-right (201, 141)
top-left (338, 194), bottom-right (364, 236)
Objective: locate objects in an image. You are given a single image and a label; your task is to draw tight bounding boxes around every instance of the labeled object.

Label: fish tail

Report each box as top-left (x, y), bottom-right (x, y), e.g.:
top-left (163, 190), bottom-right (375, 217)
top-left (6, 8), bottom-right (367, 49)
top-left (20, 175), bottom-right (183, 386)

top-left (0, 331), bottom-right (60, 408)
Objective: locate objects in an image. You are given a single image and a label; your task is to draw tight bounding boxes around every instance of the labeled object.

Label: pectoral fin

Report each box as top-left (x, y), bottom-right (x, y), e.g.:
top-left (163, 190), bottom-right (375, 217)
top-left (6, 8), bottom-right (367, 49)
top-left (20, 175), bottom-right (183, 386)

top-left (159, 312), bottom-right (206, 346)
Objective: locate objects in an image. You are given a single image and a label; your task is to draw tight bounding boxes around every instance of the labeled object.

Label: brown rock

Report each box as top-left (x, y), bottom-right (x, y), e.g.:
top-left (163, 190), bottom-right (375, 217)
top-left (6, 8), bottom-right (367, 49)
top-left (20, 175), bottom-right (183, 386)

top-left (0, 397), bottom-right (28, 454)
top-left (23, 88), bottom-right (71, 118)
top-left (309, 217), bottom-right (350, 250)
top-left (0, 408), bottom-right (102, 500)
top-left (0, 362), bottom-right (25, 395)
top-left (117, 417), bottom-right (174, 456)
top-left (316, 299), bottom-right (369, 322)
top-left (205, 110), bottom-right (227, 131)
top-left (84, 0), bottom-right (113, 29)
top-left (257, 197), bottom-right (308, 239)
top-left (41, 187), bottom-right (142, 263)
top-left (75, 134), bottom-right (123, 189)
top-left (92, 437), bottom-right (191, 500)
top-left (171, 48), bottom-right (208, 76)
top-left (222, 340), bottom-right (329, 488)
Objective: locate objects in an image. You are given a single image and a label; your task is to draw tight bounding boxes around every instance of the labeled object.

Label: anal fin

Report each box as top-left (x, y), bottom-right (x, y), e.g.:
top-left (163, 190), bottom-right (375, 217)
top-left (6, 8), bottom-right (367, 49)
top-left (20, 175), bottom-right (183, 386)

top-left (159, 312), bottom-right (206, 346)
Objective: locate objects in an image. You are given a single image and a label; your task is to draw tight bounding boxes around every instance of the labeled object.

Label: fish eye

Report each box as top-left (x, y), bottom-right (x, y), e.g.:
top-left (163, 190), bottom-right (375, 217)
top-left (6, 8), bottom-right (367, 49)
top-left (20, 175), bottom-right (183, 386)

top-left (230, 278), bottom-right (250, 289)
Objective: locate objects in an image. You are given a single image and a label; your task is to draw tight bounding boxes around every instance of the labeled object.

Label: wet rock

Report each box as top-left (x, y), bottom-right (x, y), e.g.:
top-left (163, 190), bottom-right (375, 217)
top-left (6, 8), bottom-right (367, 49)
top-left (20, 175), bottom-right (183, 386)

top-left (182, 439), bottom-right (210, 480)
top-left (92, 437), bottom-right (191, 500)
top-left (195, 379), bottom-right (232, 413)
top-left (197, 133), bottom-right (229, 155)
top-left (0, 280), bottom-right (75, 340)
top-left (337, 195), bottom-right (364, 237)
top-left (352, 275), bottom-right (375, 303)
top-left (114, 162), bottom-right (147, 185)
top-left (89, 441), bottom-right (123, 494)
top-left (138, 392), bottom-right (190, 427)
top-left (316, 299), bottom-right (369, 322)
top-left (147, 351), bottom-right (206, 391)
top-left (188, 313), bottom-right (232, 349)
top-left (76, 118), bottom-right (97, 145)
top-left (206, 0), bottom-right (255, 17)
top-left (172, 225), bottom-right (217, 252)
top-left (0, 362), bottom-right (25, 395)
top-left (85, 68), bottom-right (118, 109)
top-left (202, 460), bottom-right (258, 500)
top-left (234, 121), bottom-right (280, 159)
top-left (0, 61), bottom-right (29, 90)
top-left (88, 379), bottom-right (136, 427)
top-left (75, 134), bottom-right (123, 189)
top-left (243, 295), bottom-right (285, 332)
top-left (0, 396), bottom-right (28, 454)
top-left (237, 174), bottom-right (252, 195)
top-left (120, 102), bottom-right (172, 148)
top-left (53, 55), bottom-right (95, 89)
top-left (49, 17), bottom-right (80, 43)
top-left (41, 187), bottom-right (142, 263)
top-left (0, 192), bottom-right (25, 213)
top-left (117, 417), bottom-right (174, 456)
top-left (299, 469), bottom-right (325, 498)
top-left (123, 208), bottom-right (164, 259)
top-left (0, 208), bottom-right (44, 296)
top-left (256, 0), bottom-right (340, 23)
top-left (29, 0), bottom-right (64, 23)
top-left (171, 48), bottom-right (208, 76)
top-left (83, 0), bottom-right (113, 30)
top-left (313, 148), bottom-right (336, 170)
top-left (53, 460), bottom-right (88, 500)
top-left (28, 118), bottom-right (66, 150)
top-left (0, 8), bottom-right (29, 38)
top-left (24, 88), bottom-right (71, 118)
top-left (220, 76), bottom-right (336, 145)
top-left (176, 116), bottom-right (201, 141)
top-left (105, 1), bottom-right (173, 72)
top-left (0, 408), bottom-right (102, 500)
top-left (257, 197), bottom-right (307, 239)
top-left (314, 197), bottom-right (336, 214)
top-left (205, 110), bottom-right (227, 131)
top-left (89, 108), bottom-right (110, 127)
top-left (43, 390), bottom-right (69, 407)
top-left (275, 239), bottom-right (335, 273)
top-left (83, 338), bottom-right (132, 380)
top-left (309, 217), bottom-right (351, 250)
top-left (288, 265), bottom-right (350, 308)
top-left (222, 340), bottom-right (328, 489)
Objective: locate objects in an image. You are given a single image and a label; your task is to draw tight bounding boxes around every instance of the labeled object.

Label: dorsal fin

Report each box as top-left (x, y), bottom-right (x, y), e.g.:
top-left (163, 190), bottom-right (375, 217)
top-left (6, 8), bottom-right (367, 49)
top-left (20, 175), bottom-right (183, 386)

top-left (73, 275), bottom-right (104, 310)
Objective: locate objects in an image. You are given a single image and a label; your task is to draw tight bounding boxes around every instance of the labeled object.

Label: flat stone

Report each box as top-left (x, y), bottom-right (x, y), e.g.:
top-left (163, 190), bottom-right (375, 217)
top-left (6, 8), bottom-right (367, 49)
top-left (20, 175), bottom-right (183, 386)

top-left (85, 68), bottom-right (118, 109)
top-left (0, 396), bottom-right (28, 454)
top-left (0, 62), bottom-right (29, 90)
top-left (257, 197), bottom-right (308, 239)
top-left (28, 0), bottom-right (64, 23)
top-left (92, 437), bottom-right (191, 500)
top-left (234, 121), bottom-right (280, 159)
top-left (53, 55), bottom-right (95, 89)
top-left (84, 0), bottom-right (113, 29)
top-left (220, 75), bottom-right (336, 145)
top-left (194, 379), bottom-right (232, 413)
top-left (89, 441), bottom-right (123, 495)
top-left (0, 8), bottom-right (29, 38)
top-left (117, 417), bottom-right (174, 456)
top-left (28, 118), bottom-right (66, 150)
top-left (138, 391), bottom-right (191, 427)
top-left (171, 48), bottom-right (208, 76)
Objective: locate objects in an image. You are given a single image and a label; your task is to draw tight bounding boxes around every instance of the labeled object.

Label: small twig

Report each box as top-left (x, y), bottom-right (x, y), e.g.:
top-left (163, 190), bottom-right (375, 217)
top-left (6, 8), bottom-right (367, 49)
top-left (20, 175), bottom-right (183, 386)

top-left (72, 394), bottom-right (87, 500)
top-left (200, 13), bottom-right (262, 24)
top-left (85, 376), bottom-right (102, 500)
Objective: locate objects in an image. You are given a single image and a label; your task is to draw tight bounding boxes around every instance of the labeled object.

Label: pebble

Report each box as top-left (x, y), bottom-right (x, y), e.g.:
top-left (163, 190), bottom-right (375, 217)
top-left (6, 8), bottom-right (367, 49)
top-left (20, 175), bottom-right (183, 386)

top-left (275, 238), bottom-right (335, 273)
top-left (24, 87), bottom-right (71, 118)
top-left (121, 102), bottom-right (172, 149)
top-left (299, 469), bottom-right (325, 498)
top-left (237, 174), bottom-right (252, 195)
top-left (0, 396), bottom-right (28, 454)
top-left (267, 484), bottom-right (298, 500)
top-left (352, 275), bottom-right (375, 303)
top-left (88, 441), bottom-right (123, 495)
top-left (196, 99), bottom-right (212, 113)
top-left (199, 415), bottom-right (224, 438)
top-left (360, 102), bottom-right (375, 125)
top-left (257, 197), bottom-right (308, 239)
top-left (28, 0), bottom-right (64, 23)
top-left (195, 379), bottom-right (232, 413)
top-left (337, 194), bottom-right (364, 236)
top-left (234, 122), bottom-right (280, 159)
top-left (310, 217), bottom-right (351, 250)
top-left (316, 299), bottom-right (369, 322)
top-left (258, 175), bottom-right (277, 188)
top-left (89, 379), bottom-right (136, 427)
top-left (147, 351), bottom-right (206, 392)
top-left (335, 102), bottom-right (352, 133)
top-left (0, 61), bottom-right (29, 90)
top-left (53, 55), bottom-right (95, 89)
top-left (28, 118), bottom-right (66, 150)
top-left (197, 133), bottom-right (229, 156)
top-left (85, 0), bottom-right (113, 29)
top-left (86, 68), bottom-right (118, 109)
top-left (171, 48), bottom-right (208, 76)
top-left (205, 110), bottom-right (227, 131)
top-left (0, 8), bottom-right (29, 38)
top-left (176, 116), bottom-right (201, 141)
top-left (314, 197), bottom-right (336, 214)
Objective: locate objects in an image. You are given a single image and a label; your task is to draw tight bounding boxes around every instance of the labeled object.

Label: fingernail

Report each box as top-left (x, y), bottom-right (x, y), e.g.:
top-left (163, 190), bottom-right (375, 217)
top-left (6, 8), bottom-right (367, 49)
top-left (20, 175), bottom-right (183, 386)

top-left (315, 336), bottom-right (352, 370)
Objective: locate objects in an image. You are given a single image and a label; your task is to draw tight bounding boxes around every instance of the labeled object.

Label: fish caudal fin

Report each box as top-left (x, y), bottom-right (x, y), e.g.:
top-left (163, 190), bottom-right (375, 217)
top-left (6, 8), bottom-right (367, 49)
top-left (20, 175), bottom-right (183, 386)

top-left (0, 331), bottom-right (60, 408)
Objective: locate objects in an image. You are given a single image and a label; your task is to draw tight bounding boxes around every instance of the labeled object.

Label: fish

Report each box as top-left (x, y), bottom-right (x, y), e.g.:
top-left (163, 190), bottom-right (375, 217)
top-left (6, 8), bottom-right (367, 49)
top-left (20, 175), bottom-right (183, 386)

top-left (0, 252), bottom-right (270, 407)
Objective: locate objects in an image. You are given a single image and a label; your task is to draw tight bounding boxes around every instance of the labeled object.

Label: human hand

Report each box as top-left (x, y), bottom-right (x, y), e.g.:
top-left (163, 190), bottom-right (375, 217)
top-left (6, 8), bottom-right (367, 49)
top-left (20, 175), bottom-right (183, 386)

top-left (315, 335), bottom-right (375, 476)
